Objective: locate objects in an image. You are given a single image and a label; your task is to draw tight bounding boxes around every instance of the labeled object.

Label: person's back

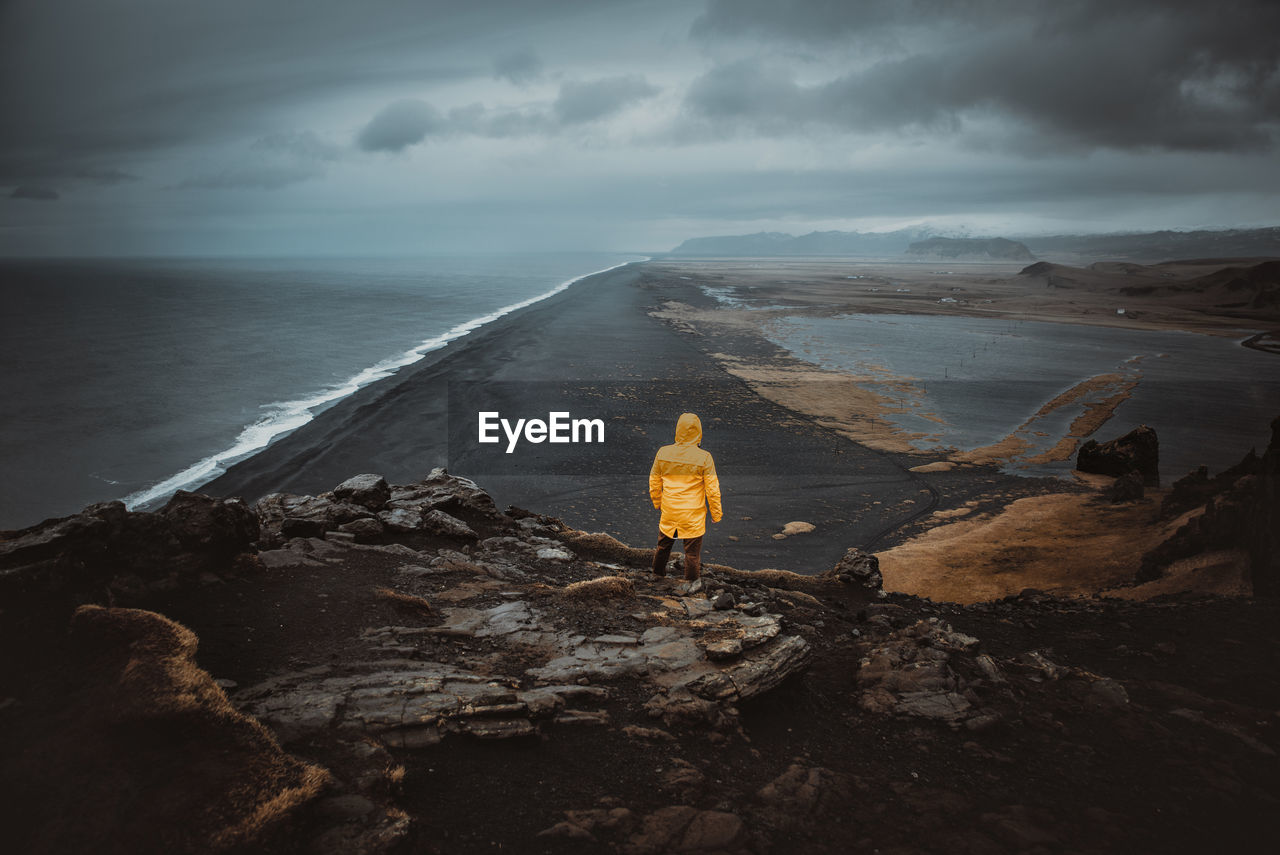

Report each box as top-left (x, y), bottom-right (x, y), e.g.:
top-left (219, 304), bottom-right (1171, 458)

top-left (648, 413), bottom-right (722, 580)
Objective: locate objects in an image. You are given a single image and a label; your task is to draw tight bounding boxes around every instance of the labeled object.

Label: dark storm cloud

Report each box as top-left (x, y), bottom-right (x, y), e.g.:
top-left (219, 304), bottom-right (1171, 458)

top-left (10, 185), bottom-right (60, 201)
top-left (553, 75), bottom-right (660, 124)
top-left (493, 49), bottom-right (544, 86)
top-left (687, 0), bottom-right (1280, 153)
top-left (357, 100), bottom-right (446, 152)
top-left (0, 0), bottom-right (605, 185)
top-left (354, 74), bottom-right (660, 150)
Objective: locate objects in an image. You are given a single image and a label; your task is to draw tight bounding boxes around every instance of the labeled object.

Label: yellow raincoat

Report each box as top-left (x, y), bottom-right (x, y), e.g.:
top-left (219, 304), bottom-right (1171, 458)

top-left (649, 413), bottom-right (723, 539)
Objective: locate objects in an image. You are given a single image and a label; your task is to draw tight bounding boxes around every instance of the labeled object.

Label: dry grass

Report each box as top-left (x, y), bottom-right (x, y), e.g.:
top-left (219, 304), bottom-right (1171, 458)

top-left (559, 530), bottom-right (653, 565)
top-left (15, 605), bottom-right (333, 853)
top-left (710, 565), bottom-right (829, 592)
top-left (561, 575), bottom-right (636, 599)
top-left (877, 491), bottom-right (1217, 603)
top-left (373, 586), bottom-right (433, 615)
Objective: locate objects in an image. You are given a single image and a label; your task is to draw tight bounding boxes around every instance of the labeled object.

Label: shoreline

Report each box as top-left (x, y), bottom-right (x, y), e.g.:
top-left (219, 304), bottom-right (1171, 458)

top-left (204, 261), bottom-right (1053, 573)
top-left (128, 258), bottom-right (643, 511)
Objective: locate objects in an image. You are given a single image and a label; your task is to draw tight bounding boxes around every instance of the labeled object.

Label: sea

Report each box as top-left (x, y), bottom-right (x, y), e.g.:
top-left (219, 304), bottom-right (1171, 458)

top-left (0, 253), bottom-right (639, 530)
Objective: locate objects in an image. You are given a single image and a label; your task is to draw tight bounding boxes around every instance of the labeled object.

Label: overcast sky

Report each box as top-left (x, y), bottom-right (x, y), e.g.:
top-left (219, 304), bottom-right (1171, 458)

top-left (1, 0), bottom-right (1277, 255)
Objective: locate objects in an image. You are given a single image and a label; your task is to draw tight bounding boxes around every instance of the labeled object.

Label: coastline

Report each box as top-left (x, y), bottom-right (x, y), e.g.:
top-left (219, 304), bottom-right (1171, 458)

top-left (200, 254), bottom-right (1275, 592)
top-left (126, 259), bottom-right (642, 512)
top-left (205, 261), bottom-right (1056, 573)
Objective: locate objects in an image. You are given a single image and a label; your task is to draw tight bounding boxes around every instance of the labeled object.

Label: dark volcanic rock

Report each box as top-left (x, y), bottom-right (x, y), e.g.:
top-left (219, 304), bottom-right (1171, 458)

top-left (157, 490), bottom-right (258, 557)
top-left (1077, 425), bottom-right (1160, 486)
top-left (1104, 471), bottom-right (1146, 503)
top-left (0, 494), bottom-right (258, 603)
top-left (1140, 415), bottom-right (1280, 590)
top-left (822, 547), bottom-right (883, 590)
top-left (332, 474), bottom-right (391, 511)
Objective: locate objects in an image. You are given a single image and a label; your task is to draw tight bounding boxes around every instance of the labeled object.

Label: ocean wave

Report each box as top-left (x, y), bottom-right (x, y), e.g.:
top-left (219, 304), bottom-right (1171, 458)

top-left (122, 258), bottom-right (640, 510)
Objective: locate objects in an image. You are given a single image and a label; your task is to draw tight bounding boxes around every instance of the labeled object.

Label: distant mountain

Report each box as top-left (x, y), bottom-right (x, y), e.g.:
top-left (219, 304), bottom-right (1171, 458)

top-left (668, 226), bottom-right (1280, 262)
top-left (668, 227), bottom-right (940, 257)
top-left (906, 237), bottom-right (1033, 261)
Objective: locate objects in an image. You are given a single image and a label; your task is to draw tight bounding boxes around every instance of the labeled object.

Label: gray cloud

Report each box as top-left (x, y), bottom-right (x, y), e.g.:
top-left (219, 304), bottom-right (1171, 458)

top-left (691, 0), bottom-right (991, 42)
top-left (72, 167), bottom-right (138, 185)
top-left (553, 75), bottom-right (660, 124)
top-left (354, 74), bottom-right (661, 149)
top-left (0, 0), bottom-right (1275, 255)
top-left (357, 99), bottom-right (446, 152)
top-left (493, 48), bottom-right (544, 85)
top-left (0, 0), bottom-right (597, 185)
top-left (252, 130), bottom-right (344, 162)
top-left (177, 163), bottom-right (324, 191)
top-left (180, 130), bottom-right (343, 190)
top-left (10, 185), bottom-right (59, 201)
top-left (686, 0), bottom-right (1280, 153)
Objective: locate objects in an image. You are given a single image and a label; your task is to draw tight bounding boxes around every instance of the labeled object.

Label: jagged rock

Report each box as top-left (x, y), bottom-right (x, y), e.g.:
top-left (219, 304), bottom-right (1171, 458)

top-left (711, 591), bottom-right (736, 610)
top-left (1140, 415), bottom-right (1280, 590)
top-left (1105, 470), bottom-right (1146, 502)
top-left (823, 547), bottom-right (883, 590)
top-left (393, 468), bottom-right (498, 516)
top-left (1077, 425), bottom-right (1160, 486)
top-left (255, 493), bottom-right (374, 535)
top-left (420, 509), bottom-right (477, 539)
top-left (157, 491), bottom-right (259, 556)
top-left (718, 635), bottom-right (812, 699)
top-left (0, 494), bottom-right (257, 602)
top-left (856, 619), bottom-right (985, 726)
top-left (332, 474), bottom-right (391, 511)
top-left (377, 507), bottom-right (422, 533)
top-left (338, 517), bottom-right (385, 543)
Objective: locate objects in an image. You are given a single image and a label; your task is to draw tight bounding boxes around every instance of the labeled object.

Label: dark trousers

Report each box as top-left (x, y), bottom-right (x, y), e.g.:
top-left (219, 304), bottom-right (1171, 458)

top-left (653, 531), bottom-right (703, 580)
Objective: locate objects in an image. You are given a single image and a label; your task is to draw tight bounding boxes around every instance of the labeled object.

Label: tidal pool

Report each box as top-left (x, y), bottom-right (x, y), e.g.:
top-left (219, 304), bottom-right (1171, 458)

top-left (764, 313), bottom-right (1280, 482)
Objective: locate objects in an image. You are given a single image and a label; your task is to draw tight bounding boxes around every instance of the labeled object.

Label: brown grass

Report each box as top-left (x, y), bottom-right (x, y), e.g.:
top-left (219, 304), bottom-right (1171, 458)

top-left (561, 575), bottom-right (636, 599)
top-left (374, 586), bottom-right (434, 615)
top-left (877, 492), bottom-right (1209, 603)
top-left (559, 530), bottom-right (654, 565)
top-left (14, 606), bottom-right (332, 853)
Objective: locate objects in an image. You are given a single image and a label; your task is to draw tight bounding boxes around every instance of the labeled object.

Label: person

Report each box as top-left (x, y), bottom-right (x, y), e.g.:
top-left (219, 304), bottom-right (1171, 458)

top-left (648, 412), bottom-right (723, 580)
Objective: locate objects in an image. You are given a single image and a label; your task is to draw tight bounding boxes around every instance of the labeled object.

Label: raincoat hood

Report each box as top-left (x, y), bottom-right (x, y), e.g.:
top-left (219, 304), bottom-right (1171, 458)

top-left (674, 413), bottom-right (702, 446)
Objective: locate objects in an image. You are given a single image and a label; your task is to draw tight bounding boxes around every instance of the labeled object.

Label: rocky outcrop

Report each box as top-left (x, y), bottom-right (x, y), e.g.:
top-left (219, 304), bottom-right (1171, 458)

top-left (855, 618), bottom-right (994, 728)
top-left (1140, 415), bottom-right (1280, 590)
top-left (1077, 425), bottom-right (1160, 486)
top-left (822, 547), bottom-right (883, 590)
top-left (0, 491), bottom-right (258, 604)
top-left (1104, 470), bottom-right (1146, 503)
top-left (9, 606), bottom-right (332, 855)
top-left (254, 469), bottom-right (487, 548)
top-left (332, 473), bottom-right (392, 510)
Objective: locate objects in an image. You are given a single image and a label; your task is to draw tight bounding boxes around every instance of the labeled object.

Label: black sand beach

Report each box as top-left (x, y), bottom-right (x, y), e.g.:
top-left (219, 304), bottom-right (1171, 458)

top-left (206, 262), bottom-right (1051, 572)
